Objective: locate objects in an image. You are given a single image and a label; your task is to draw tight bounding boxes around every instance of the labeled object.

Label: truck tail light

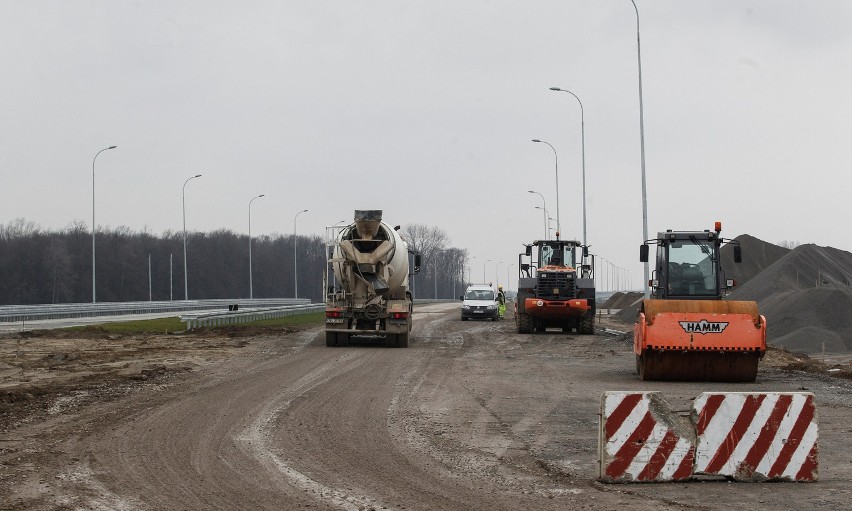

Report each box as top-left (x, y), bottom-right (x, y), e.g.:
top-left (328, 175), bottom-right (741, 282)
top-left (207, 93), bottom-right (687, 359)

top-left (391, 312), bottom-right (408, 319)
top-left (326, 310), bottom-right (342, 318)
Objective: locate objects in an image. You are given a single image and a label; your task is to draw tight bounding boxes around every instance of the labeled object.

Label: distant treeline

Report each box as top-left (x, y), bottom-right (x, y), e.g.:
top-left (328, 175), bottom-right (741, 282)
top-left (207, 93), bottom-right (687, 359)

top-left (0, 219), bottom-right (469, 305)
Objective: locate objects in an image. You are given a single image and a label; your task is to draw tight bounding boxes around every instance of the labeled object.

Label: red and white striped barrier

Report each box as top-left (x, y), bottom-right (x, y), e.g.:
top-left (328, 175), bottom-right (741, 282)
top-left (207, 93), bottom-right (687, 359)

top-left (692, 392), bottom-right (819, 481)
top-left (599, 392), bottom-right (695, 483)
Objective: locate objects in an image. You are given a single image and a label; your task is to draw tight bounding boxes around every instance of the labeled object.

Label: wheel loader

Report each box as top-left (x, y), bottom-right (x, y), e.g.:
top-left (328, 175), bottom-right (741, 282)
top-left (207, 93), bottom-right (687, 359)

top-left (634, 222), bottom-right (766, 382)
top-left (515, 239), bottom-right (596, 334)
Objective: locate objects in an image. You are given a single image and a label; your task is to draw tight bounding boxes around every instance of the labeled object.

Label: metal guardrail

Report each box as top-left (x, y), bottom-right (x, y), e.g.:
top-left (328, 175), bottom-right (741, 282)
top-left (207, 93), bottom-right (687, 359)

top-left (0, 298), bottom-right (311, 323)
top-left (180, 304), bottom-right (325, 330)
top-left (179, 299), bottom-right (456, 331)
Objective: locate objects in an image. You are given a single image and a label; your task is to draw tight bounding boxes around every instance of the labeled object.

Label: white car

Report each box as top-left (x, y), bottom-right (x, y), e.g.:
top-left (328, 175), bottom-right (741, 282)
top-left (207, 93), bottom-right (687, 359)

top-left (460, 284), bottom-right (499, 321)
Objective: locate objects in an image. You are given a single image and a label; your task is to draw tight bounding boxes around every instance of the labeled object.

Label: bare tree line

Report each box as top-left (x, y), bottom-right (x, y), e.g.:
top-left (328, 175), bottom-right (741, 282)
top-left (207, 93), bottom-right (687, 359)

top-left (0, 219), bottom-right (470, 305)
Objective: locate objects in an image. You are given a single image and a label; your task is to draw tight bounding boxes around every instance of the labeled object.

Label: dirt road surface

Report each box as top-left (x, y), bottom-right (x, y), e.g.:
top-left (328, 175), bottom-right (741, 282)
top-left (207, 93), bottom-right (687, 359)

top-left (1, 303), bottom-right (851, 510)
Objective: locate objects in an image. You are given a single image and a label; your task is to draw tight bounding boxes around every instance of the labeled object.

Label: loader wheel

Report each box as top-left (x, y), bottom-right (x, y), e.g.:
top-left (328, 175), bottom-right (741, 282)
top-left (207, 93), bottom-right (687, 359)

top-left (517, 313), bottom-right (533, 333)
top-left (580, 316), bottom-right (595, 335)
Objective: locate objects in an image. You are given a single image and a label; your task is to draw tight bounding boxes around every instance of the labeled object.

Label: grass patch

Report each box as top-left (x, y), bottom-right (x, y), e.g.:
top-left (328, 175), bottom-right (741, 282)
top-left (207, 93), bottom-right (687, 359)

top-left (63, 317), bottom-right (185, 334)
top-left (61, 311), bottom-right (324, 335)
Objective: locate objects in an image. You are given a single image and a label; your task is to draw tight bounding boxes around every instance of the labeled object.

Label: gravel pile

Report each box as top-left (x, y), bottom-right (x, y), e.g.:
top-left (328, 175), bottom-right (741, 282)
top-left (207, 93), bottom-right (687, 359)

top-left (600, 291), bottom-right (644, 310)
top-left (730, 242), bottom-right (852, 353)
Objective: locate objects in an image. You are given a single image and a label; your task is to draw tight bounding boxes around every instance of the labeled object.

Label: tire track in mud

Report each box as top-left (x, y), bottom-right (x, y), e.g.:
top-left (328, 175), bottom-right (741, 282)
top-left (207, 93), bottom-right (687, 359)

top-left (58, 336), bottom-right (376, 510)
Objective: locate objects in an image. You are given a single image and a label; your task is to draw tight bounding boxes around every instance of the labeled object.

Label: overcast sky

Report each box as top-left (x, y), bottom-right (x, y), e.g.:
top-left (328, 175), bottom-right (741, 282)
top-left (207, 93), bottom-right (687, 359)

top-left (2, 1), bottom-right (850, 292)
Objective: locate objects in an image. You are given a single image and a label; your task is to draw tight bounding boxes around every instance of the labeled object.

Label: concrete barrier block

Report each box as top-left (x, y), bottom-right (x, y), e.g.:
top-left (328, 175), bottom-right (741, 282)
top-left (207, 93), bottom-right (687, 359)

top-left (599, 391), bottom-right (696, 483)
top-left (692, 392), bottom-right (818, 481)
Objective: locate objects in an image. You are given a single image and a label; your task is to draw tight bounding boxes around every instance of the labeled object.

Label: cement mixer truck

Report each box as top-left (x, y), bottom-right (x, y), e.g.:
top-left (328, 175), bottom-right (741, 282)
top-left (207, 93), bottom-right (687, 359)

top-left (324, 210), bottom-right (421, 348)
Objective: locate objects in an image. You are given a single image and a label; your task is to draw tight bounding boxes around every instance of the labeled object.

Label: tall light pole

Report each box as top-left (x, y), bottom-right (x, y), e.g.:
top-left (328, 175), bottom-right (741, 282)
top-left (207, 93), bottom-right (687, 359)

top-left (630, 0), bottom-right (650, 297)
top-left (495, 261), bottom-right (504, 289)
top-left (248, 194), bottom-right (265, 299)
top-left (293, 209), bottom-right (308, 298)
top-left (483, 258), bottom-right (491, 284)
top-left (549, 87), bottom-right (587, 255)
top-left (507, 264), bottom-right (514, 292)
top-left (182, 174), bottom-right (202, 300)
top-left (528, 190), bottom-right (548, 240)
top-left (91, 145), bottom-right (117, 303)
top-left (534, 206), bottom-right (551, 240)
top-left (433, 252), bottom-right (439, 299)
top-left (467, 255), bottom-right (476, 287)
top-left (532, 139), bottom-right (560, 238)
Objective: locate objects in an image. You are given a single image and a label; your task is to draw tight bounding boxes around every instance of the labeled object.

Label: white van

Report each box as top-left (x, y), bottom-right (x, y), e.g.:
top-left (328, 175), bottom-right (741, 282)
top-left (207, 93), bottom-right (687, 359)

top-left (460, 284), bottom-right (499, 321)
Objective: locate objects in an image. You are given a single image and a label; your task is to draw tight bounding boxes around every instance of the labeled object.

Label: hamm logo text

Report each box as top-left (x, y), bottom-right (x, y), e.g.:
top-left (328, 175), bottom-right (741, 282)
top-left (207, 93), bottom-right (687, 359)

top-left (679, 320), bottom-right (729, 334)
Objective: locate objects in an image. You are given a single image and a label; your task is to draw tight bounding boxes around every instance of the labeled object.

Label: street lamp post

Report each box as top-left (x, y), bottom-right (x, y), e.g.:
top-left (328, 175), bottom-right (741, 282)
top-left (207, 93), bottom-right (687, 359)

top-left (630, 0), bottom-right (650, 297)
top-left (434, 253), bottom-right (439, 299)
top-left (534, 206), bottom-right (551, 240)
top-left (248, 194), bottom-right (265, 299)
top-left (495, 261), bottom-right (504, 289)
top-left (182, 174), bottom-right (202, 300)
top-left (528, 190), bottom-right (548, 240)
top-left (507, 264), bottom-right (514, 292)
top-left (549, 87), bottom-right (588, 256)
top-left (532, 139), bottom-right (560, 237)
top-left (91, 145), bottom-right (117, 303)
top-left (483, 259), bottom-right (491, 284)
top-left (293, 209), bottom-right (308, 298)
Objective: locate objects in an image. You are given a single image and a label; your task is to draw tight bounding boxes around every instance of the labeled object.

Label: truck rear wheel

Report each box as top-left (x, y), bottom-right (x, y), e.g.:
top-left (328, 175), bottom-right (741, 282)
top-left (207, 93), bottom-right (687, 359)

top-left (397, 333), bottom-right (409, 348)
top-left (325, 332), bottom-right (337, 347)
top-left (337, 333), bottom-right (350, 347)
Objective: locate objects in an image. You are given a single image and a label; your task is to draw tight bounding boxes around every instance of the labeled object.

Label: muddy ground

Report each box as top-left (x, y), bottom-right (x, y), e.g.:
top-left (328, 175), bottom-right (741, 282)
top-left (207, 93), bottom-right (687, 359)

top-left (1, 304), bottom-right (851, 510)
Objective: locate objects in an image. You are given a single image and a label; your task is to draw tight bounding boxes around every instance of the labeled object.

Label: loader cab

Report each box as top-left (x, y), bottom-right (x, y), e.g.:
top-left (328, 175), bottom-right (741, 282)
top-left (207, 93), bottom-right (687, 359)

top-left (521, 240), bottom-right (581, 275)
top-left (640, 227), bottom-right (739, 300)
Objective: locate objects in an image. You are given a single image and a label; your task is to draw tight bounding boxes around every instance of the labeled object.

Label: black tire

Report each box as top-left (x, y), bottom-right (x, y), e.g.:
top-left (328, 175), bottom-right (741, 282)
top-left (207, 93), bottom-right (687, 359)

top-left (580, 316), bottom-right (595, 335)
top-left (325, 332), bottom-right (337, 347)
top-left (397, 333), bottom-right (409, 348)
top-left (461, 316), bottom-right (469, 321)
top-left (517, 313), bottom-right (533, 333)
top-left (337, 333), bottom-right (350, 347)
